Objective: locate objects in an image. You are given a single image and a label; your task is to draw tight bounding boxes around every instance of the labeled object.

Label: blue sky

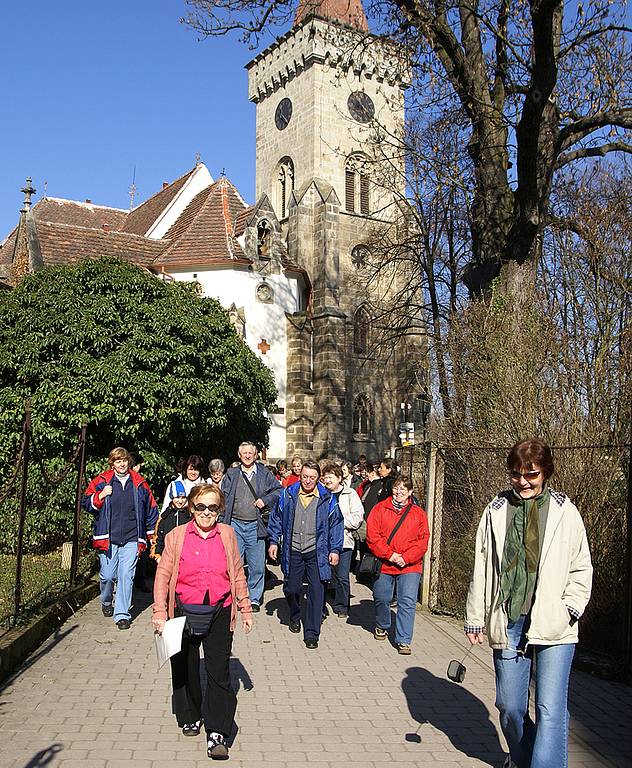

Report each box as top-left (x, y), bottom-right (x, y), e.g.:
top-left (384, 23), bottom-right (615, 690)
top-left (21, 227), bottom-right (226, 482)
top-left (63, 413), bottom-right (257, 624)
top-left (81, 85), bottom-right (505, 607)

top-left (0, 1), bottom-right (285, 237)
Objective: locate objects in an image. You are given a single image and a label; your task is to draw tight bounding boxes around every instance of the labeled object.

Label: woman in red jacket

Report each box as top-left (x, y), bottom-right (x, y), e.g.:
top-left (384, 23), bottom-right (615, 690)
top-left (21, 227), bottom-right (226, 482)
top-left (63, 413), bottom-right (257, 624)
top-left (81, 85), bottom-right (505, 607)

top-left (365, 477), bottom-right (430, 654)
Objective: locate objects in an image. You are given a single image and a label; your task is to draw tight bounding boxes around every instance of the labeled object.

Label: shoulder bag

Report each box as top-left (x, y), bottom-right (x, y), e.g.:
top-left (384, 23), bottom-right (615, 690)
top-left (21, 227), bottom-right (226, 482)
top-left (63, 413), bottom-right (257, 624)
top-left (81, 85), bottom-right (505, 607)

top-left (176, 590), bottom-right (231, 639)
top-left (357, 503), bottom-right (413, 578)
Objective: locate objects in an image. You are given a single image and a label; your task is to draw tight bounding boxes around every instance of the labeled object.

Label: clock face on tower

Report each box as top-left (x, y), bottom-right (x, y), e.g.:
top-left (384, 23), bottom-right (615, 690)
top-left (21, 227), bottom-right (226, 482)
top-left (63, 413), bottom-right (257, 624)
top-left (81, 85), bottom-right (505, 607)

top-left (275, 98), bottom-right (293, 130)
top-left (348, 91), bottom-right (375, 124)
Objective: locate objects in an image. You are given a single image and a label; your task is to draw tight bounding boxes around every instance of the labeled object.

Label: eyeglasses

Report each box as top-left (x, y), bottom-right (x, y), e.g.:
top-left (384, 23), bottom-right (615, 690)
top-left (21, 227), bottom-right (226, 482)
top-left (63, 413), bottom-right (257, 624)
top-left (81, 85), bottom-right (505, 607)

top-left (510, 470), bottom-right (542, 482)
top-left (193, 503), bottom-right (220, 514)
top-left (392, 487), bottom-right (410, 494)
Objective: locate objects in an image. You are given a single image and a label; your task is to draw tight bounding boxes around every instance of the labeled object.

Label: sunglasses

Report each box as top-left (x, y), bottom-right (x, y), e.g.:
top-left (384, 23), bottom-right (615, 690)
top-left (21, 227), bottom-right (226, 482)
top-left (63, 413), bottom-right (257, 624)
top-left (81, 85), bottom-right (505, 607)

top-left (193, 503), bottom-right (220, 514)
top-left (510, 470), bottom-right (541, 482)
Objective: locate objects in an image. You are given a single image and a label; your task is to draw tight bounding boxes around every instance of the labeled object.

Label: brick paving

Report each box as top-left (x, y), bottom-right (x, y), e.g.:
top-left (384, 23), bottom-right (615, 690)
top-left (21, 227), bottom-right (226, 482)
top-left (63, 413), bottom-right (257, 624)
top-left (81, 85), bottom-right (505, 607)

top-left (1, 568), bottom-right (631, 768)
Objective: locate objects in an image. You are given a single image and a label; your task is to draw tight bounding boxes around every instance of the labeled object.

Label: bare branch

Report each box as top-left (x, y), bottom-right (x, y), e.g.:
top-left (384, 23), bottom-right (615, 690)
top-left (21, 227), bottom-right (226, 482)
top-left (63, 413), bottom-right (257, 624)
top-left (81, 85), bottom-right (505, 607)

top-left (558, 108), bottom-right (632, 150)
top-left (559, 24), bottom-right (632, 58)
top-left (555, 141), bottom-right (632, 169)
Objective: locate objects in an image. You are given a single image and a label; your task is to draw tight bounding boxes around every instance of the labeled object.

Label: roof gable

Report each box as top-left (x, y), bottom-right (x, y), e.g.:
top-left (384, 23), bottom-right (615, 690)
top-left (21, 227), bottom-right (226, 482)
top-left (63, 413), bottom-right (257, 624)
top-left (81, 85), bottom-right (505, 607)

top-left (122, 168), bottom-right (196, 236)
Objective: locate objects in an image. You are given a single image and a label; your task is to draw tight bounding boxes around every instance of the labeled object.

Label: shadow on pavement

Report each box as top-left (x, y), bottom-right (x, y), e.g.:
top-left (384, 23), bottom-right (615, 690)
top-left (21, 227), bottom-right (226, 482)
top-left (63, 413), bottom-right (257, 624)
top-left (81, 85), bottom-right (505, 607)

top-left (22, 743), bottom-right (63, 767)
top-left (0, 626), bottom-right (77, 693)
top-left (345, 598), bottom-right (376, 634)
top-left (265, 596), bottom-right (290, 626)
top-left (230, 656), bottom-right (253, 693)
top-left (130, 585), bottom-right (154, 622)
top-left (402, 666), bottom-right (504, 767)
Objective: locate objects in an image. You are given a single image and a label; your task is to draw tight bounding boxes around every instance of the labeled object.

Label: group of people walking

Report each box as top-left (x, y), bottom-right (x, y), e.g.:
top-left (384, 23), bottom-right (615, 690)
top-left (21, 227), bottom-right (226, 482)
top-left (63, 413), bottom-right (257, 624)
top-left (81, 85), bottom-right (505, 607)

top-left (83, 438), bottom-right (592, 767)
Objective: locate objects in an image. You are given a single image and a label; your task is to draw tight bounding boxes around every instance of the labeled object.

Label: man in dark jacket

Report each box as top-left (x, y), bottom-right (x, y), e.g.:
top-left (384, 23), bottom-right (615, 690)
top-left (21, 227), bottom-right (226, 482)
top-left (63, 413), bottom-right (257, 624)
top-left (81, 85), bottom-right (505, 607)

top-left (222, 441), bottom-right (282, 612)
top-left (83, 447), bottom-right (158, 630)
top-left (268, 460), bottom-right (344, 649)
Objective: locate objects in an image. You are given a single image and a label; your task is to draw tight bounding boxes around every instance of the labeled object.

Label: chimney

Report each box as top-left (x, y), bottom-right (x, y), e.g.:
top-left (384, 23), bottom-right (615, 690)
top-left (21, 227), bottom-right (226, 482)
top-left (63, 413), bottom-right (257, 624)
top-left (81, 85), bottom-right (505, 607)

top-left (162, 182), bottom-right (169, 190)
top-left (102, 223), bottom-right (110, 232)
top-left (85, 198), bottom-right (91, 204)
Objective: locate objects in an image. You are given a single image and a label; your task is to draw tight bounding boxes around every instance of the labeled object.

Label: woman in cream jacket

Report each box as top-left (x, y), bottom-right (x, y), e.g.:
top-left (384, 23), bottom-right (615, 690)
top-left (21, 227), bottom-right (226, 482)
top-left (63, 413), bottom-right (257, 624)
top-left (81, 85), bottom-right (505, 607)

top-left (465, 439), bottom-right (592, 768)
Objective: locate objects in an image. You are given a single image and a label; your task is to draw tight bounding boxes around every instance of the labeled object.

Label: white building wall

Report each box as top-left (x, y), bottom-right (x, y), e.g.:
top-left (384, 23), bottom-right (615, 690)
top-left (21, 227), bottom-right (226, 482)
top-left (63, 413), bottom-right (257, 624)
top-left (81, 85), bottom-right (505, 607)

top-left (169, 265), bottom-right (301, 459)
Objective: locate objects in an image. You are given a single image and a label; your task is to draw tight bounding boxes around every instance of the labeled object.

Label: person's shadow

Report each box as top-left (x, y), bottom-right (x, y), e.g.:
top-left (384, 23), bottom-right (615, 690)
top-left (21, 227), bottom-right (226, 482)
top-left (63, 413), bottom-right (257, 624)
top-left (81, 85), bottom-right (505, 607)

top-left (402, 666), bottom-right (504, 766)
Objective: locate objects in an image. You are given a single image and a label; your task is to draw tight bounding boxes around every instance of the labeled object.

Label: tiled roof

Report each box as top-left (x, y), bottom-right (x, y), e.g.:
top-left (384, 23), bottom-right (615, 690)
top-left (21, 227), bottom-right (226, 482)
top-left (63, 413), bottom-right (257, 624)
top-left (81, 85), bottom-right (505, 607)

top-left (122, 168), bottom-right (195, 236)
top-left (154, 177), bottom-right (248, 267)
top-left (32, 198), bottom-right (128, 230)
top-left (234, 206), bottom-right (256, 237)
top-left (294, 0), bottom-right (368, 30)
top-left (35, 221), bottom-right (167, 267)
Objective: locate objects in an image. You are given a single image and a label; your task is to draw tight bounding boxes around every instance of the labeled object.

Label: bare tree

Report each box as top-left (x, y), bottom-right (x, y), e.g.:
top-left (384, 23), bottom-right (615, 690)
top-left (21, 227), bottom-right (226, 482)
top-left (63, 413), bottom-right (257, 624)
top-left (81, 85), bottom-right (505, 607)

top-left (183, 0), bottom-right (631, 294)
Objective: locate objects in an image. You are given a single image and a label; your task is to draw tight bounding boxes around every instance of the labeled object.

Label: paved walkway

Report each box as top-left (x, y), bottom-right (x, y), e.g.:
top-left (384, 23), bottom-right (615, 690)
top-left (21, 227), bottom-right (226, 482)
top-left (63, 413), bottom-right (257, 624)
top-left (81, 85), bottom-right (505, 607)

top-left (1, 568), bottom-right (631, 768)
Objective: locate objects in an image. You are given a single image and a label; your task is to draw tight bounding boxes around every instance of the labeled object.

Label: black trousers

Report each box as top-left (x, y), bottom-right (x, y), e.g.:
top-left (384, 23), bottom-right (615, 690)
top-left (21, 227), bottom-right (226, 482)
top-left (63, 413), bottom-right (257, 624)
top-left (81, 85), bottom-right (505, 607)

top-left (170, 606), bottom-right (236, 736)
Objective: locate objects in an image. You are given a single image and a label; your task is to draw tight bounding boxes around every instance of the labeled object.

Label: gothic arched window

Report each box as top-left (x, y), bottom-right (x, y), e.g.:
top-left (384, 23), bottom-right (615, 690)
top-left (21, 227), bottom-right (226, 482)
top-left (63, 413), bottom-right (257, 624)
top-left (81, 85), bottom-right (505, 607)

top-left (345, 153), bottom-right (370, 215)
top-left (257, 220), bottom-right (271, 259)
top-left (353, 304), bottom-right (371, 355)
top-left (276, 157), bottom-right (294, 220)
top-left (352, 394), bottom-right (372, 436)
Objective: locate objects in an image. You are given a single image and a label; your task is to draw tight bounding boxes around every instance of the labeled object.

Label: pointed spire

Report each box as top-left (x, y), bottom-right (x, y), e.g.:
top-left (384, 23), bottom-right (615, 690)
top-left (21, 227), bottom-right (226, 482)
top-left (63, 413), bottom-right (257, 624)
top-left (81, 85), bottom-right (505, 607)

top-left (294, 0), bottom-right (368, 30)
top-left (20, 177), bottom-right (36, 213)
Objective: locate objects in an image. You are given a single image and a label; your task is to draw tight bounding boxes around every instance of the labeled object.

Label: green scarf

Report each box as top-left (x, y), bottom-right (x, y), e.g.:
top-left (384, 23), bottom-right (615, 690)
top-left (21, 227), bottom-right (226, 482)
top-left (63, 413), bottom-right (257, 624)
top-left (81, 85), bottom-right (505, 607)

top-left (496, 488), bottom-right (550, 622)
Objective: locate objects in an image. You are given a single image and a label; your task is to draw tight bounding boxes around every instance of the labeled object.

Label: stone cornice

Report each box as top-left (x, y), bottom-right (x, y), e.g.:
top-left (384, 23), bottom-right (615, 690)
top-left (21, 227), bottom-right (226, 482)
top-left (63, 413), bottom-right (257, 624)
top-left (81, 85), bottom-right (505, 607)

top-left (246, 17), bottom-right (410, 103)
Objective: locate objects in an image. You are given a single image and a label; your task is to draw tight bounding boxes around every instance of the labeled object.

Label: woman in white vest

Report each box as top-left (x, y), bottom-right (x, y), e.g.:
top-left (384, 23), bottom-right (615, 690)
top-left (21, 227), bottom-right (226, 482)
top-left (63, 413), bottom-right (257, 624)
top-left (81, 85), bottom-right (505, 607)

top-left (465, 439), bottom-right (592, 768)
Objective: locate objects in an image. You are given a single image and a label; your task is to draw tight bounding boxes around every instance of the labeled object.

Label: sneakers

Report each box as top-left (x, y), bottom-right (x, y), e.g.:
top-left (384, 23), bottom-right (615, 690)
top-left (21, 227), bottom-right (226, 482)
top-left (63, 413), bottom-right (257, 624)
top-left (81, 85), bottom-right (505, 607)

top-left (304, 637), bottom-right (318, 649)
top-left (251, 603), bottom-right (260, 613)
top-left (101, 604), bottom-right (114, 618)
top-left (182, 720), bottom-right (201, 737)
top-left (116, 618), bottom-right (131, 630)
top-left (374, 627), bottom-right (388, 640)
top-left (289, 620), bottom-right (301, 633)
top-left (397, 643), bottom-right (412, 655)
top-left (207, 732), bottom-right (229, 759)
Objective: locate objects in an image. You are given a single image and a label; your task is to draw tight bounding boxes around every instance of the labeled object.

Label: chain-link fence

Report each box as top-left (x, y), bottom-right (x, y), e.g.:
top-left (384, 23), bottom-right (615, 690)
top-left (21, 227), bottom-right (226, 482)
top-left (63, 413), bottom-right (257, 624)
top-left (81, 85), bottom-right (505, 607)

top-left (418, 441), bottom-right (631, 667)
top-left (0, 405), bottom-right (95, 632)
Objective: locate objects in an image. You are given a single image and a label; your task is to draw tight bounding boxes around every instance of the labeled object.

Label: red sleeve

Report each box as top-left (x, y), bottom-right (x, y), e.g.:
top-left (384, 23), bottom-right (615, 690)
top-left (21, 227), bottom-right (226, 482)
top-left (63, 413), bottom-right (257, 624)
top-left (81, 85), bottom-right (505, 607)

top-left (365, 501), bottom-right (395, 560)
top-left (400, 508), bottom-right (430, 566)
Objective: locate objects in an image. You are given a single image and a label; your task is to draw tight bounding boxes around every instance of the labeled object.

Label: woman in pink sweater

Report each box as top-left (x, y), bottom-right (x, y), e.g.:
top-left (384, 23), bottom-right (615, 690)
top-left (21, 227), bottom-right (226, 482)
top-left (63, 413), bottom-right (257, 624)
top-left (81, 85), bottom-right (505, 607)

top-left (153, 484), bottom-right (253, 760)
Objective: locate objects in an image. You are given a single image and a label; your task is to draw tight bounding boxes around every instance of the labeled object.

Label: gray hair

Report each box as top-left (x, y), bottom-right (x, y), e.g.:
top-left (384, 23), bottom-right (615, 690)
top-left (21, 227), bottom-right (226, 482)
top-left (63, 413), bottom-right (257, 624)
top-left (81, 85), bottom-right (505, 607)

top-left (238, 441), bottom-right (258, 454)
top-left (208, 458), bottom-right (225, 474)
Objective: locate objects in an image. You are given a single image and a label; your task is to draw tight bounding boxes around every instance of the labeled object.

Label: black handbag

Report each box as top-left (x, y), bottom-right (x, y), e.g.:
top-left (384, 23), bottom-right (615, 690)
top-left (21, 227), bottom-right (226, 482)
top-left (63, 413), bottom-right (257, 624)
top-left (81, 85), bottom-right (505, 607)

top-left (176, 590), bottom-right (230, 639)
top-left (447, 644), bottom-right (475, 683)
top-left (359, 503), bottom-right (413, 578)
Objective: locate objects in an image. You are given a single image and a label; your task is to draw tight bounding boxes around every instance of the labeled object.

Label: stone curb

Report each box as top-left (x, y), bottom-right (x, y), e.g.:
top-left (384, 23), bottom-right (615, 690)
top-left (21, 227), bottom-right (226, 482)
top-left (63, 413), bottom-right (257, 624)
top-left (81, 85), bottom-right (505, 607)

top-left (0, 576), bottom-right (99, 684)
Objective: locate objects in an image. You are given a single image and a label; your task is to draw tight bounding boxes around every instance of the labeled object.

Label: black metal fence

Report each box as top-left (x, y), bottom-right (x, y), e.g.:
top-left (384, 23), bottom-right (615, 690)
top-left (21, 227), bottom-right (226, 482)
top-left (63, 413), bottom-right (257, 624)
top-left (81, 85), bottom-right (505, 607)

top-left (0, 403), bottom-right (95, 631)
top-left (401, 441), bottom-right (631, 676)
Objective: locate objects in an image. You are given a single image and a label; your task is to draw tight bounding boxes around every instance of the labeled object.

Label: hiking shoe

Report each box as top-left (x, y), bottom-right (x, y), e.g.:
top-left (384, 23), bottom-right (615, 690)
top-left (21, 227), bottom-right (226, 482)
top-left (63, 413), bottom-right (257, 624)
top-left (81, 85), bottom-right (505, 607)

top-left (397, 643), bottom-right (412, 655)
top-left (116, 618), bottom-right (131, 630)
top-left (207, 732), bottom-right (228, 759)
top-left (102, 604), bottom-right (114, 618)
top-left (304, 637), bottom-right (318, 649)
top-left (374, 627), bottom-right (388, 640)
top-left (289, 620), bottom-right (301, 633)
top-left (182, 720), bottom-right (201, 737)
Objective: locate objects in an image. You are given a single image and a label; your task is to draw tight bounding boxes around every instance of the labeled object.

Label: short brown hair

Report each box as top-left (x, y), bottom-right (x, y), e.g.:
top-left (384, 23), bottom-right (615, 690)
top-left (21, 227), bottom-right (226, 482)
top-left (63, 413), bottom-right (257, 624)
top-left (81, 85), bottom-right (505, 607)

top-left (301, 459), bottom-right (321, 477)
top-left (506, 439), bottom-right (554, 480)
top-left (321, 463), bottom-right (343, 480)
top-left (108, 447), bottom-right (131, 466)
top-left (188, 483), bottom-right (225, 511)
top-left (392, 476), bottom-right (414, 492)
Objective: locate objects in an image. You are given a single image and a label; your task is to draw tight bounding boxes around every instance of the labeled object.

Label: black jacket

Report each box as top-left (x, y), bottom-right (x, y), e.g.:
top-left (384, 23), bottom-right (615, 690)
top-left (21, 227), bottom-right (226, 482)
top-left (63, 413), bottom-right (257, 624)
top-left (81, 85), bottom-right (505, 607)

top-left (152, 504), bottom-right (192, 558)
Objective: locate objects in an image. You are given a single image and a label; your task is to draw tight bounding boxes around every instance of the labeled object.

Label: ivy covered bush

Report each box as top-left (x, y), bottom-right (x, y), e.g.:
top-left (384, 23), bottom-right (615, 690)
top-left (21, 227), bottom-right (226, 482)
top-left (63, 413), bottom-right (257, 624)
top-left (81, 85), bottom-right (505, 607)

top-left (0, 257), bottom-right (277, 552)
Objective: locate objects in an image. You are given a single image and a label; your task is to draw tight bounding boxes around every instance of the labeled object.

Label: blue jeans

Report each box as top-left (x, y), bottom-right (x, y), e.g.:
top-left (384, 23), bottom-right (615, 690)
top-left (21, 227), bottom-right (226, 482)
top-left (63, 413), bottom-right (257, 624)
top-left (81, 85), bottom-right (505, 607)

top-left (373, 571), bottom-right (421, 645)
top-left (99, 541), bottom-right (138, 622)
top-left (331, 549), bottom-right (353, 614)
top-left (284, 548), bottom-right (325, 640)
top-left (231, 519), bottom-right (265, 606)
top-left (494, 615), bottom-right (575, 768)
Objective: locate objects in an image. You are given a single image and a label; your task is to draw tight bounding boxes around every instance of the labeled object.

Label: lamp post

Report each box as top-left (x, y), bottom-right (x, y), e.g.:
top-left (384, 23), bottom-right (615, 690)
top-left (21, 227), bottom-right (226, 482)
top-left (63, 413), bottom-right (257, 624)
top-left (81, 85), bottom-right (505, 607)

top-left (417, 391), bottom-right (431, 441)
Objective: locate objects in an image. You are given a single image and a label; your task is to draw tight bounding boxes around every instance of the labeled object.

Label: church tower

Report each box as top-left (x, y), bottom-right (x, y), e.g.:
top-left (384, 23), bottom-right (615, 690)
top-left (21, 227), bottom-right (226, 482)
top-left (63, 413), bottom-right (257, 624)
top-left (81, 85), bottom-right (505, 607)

top-left (246, 1), bottom-right (415, 459)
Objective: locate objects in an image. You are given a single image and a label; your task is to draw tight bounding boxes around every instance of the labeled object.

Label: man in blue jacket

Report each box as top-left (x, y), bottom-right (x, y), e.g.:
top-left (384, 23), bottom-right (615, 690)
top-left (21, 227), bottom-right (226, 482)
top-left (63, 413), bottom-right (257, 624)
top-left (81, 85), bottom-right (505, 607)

top-left (83, 447), bottom-right (158, 630)
top-left (268, 459), bottom-right (344, 649)
top-left (222, 441), bottom-right (282, 612)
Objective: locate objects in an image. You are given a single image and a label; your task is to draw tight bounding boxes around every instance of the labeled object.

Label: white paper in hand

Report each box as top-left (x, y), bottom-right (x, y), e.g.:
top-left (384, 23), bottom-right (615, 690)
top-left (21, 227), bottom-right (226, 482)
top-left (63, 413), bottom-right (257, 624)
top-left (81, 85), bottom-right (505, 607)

top-left (154, 616), bottom-right (186, 670)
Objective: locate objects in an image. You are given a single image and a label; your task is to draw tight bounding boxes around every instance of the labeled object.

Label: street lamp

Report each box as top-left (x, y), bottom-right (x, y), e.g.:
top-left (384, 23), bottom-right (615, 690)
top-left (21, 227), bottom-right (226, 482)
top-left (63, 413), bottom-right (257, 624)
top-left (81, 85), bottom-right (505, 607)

top-left (417, 391), bottom-right (431, 439)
